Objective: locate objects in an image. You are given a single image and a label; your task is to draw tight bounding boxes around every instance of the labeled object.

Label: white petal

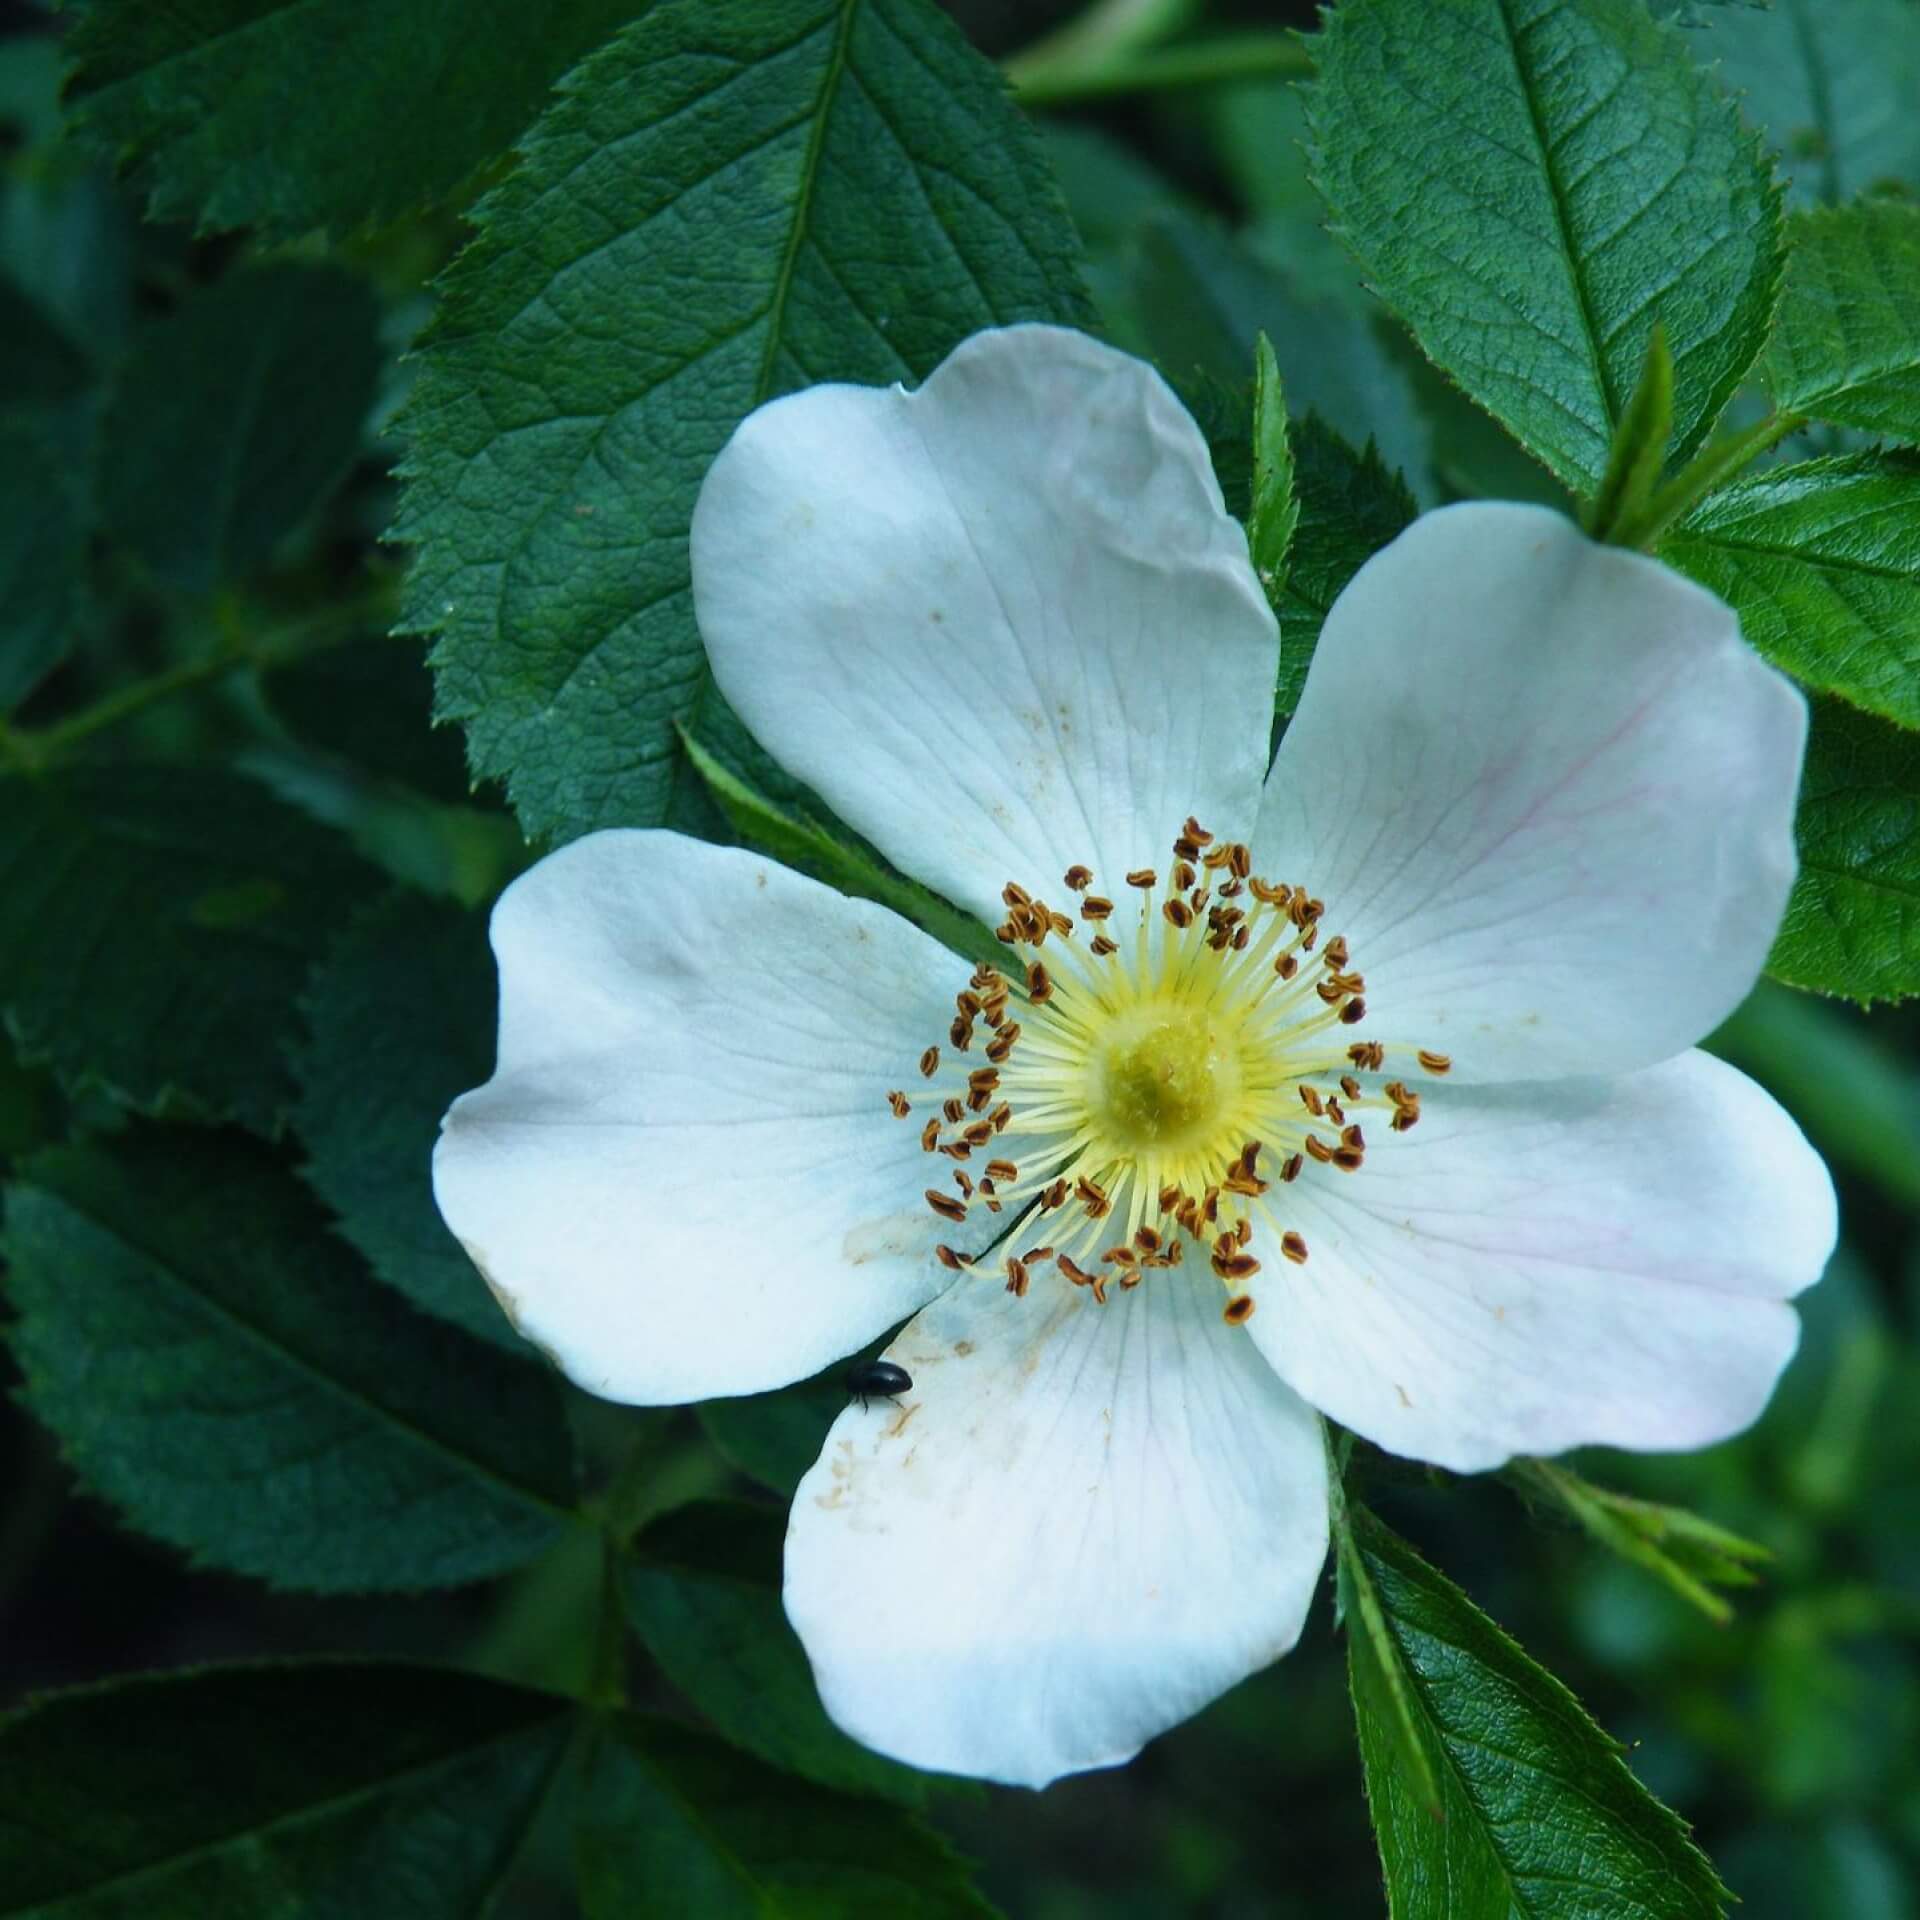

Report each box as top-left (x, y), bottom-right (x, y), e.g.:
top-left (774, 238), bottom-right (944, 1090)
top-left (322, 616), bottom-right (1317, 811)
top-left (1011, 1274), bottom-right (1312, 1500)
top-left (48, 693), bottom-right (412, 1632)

top-left (782, 1269), bottom-right (1329, 1789)
top-left (432, 832), bottom-right (983, 1405)
top-left (1256, 504), bottom-right (1806, 1080)
top-left (1241, 1050), bottom-right (1836, 1473)
top-left (691, 325), bottom-right (1279, 925)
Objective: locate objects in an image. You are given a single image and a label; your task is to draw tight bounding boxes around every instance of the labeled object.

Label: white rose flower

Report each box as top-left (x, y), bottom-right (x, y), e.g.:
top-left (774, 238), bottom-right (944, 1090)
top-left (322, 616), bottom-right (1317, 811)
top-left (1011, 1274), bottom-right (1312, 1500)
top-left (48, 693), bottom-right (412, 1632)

top-left (433, 327), bottom-right (1836, 1790)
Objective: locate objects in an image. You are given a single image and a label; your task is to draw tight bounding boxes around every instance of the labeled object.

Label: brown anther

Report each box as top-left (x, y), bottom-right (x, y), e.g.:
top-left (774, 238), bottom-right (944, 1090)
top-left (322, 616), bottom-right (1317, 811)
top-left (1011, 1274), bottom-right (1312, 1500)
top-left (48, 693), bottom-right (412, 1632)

top-left (1064, 864), bottom-right (1093, 892)
top-left (1212, 1247), bottom-right (1261, 1282)
top-left (1329, 970), bottom-right (1366, 996)
top-left (887, 1090), bottom-right (911, 1118)
top-left (1326, 1098), bottom-right (1346, 1126)
top-left (984, 1026), bottom-right (1019, 1065)
top-left (1172, 836), bottom-right (1201, 864)
top-left (1002, 881), bottom-right (1031, 909)
top-left (920, 1119), bottom-right (940, 1153)
top-left (949, 1015), bottom-right (974, 1050)
top-left (1232, 924), bottom-right (1251, 951)
top-left (1026, 961), bottom-right (1053, 1003)
top-left (1321, 936), bottom-right (1351, 970)
top-left (1090, 933), bottom-right (1118, 956)
top-left (1303, 1135), bottom-right (1334, 1163)
top-left (1041, 1178), bottom-right (1069, 1210)
top-left (1172, 860), bottom-right (1197, 891)
top-left (1341, 1124), bottom-right (1365, 1150)
top-left (1076, 1175), bottom-right (1111, 1219)
top-left (1340, 1075), bottom-right (1363, 1100)
top-left (1227, 842), bottom-right (1251, 879)
top-left (1417, 1050), bottom-right (1453, 1075)
top-left (1189, 888), bottom-right (1210, 915)
top-left (919, 1046), bottom-right (940, 1079)
top-left (1281, 1231), bottom-right (1309, 1264)
top-left (1332, 1146), bottom-right (1365, 1171)
top-left (1249, 878), bottom-right (1290, 906)
top-left (1224, 1294), bottom-right (1257, 1325)
top-left (985, 1158), bottom-right (1018, 1183)
top-left (990, 1103), bottom-right (1013, 1132)
top-left (1339, 996), bottom-right (1369, 1025)
top-left (980, 999), bottom-right (1006, 1030)
top-left (926, 1189), bottom-right (966, 1221)
top-left (1280, 1152), bottom-right (1304, 1184)
top-left (1202, 1186), bottom-right (1220, 1224)
top-left (1202, 844), bottom-right (1232, 871)
top-left (1023, 1245), bottom-right (1055, 1264)
top-left (966, 1087), bottom-right (991, 1114)
top-left (1048, 909), bottom-right (1074, 937)
top-left (953, 1170), bottom-right (974, 1197)
top-left (940, 1141), bottom-right (972, 1162)
top-left (994, 921), bottom-right (1017, 943)
top-left (1101, 1244), bottom-right (1138, 1268)
top-left (1079, 895), bottom-right (1114, 922)
top-left (1274, 953), bottom-right (1299, 981)
top-left (1166, 1238), bottom-right (1186, 1267)
top-left (1134, 1225), bottom-right (1163, 1254)
top-left (962, 1120), bottom-right (994, 1147)
top-left (1125, 868), bottom-right (1157, 890)
top-left (955, 991), bottom-right (982, 1020)
top-left (1390, 1106), bottom-right (1421, 1133)
top-left (1004, 1254), bottom-right (1030, 1298)
top-left (935, 1243), bottom-right (972, 1270)
top-left (1058, 1255), bottom-right (1095, 1288)
top-left (1220, 879), bottom-right (1245, 899)
top-left (1157, 1183), bottom-right (1183, 1213)
top-left (1315, 978), bottom-right (1348, 1005)
top-left (1118, 1269), bottom-right (1144, 1289)
top-left (1183, 815), bottom-right (1214, 847)
top-left (1348, 1040), bottom-right (1386, 1071)
top-left (1301, 924), bottom-right (1320, 952)
top-left (1299, 1085), bottom-right (1325, 1117)
top-left (1163, 897), bottom-right (1193, 929)
top-left (943, 1098), bottom-right (965, 1124)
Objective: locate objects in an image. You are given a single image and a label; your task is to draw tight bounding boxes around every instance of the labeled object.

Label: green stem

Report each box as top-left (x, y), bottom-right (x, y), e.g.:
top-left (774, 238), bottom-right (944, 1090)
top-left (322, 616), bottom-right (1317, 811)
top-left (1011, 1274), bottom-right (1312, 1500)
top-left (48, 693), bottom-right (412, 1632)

top-left (6, 586), bottom-right (397, 771)
top-left (1004, 0), bottom-right (1196, 89)
top-left (1011, 29), bottom-right (1310, 108)
top-left (1614, 409), bottom-right (1807, 551)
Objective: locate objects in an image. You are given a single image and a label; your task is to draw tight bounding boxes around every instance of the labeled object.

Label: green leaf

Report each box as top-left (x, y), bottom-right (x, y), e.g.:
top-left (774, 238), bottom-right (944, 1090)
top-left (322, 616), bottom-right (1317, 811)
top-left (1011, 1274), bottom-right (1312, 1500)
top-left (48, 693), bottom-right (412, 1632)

top-left (1276, 417), bottom-right (1417, 716)
top-left (399, 0), bottom-right (1089, 850)
top-left (97, 265), bottom-right (381, 594)
top-left (1120, 211), bottom-right (1434, 499)
top-left (0, 1661), bottom-right (572, 1918)
top-left (0, 419), bottom-right (85, 715)
top-left (1705, 0), bottom-right (1920, 206)
top-left (0, 272), bottom-right (92, 419)
top-left (1514, 1458), bottom-right (1768, 1625)
top-left (1660, 452), bottom-right (1920, 730)
top-left (1768, 698), bottom-right (1920, 1005)
top-left (1344, 1503), bottom-right (1729, 1920)
top-left (2, 1129), bottom-right (577, 1592)
top-left (625, 1500), bottom-right (936, 1808)
top-left (63, 0), bottom-right (650, 240)
top-left (1250, 332), bottom-right (1298, 606)
top-left (261, 637), bottom-right (480, 808)
top-left (0, 765), bottom-right (376, 1133)
top-left (1586, 325), bottom-right (1675, 544)
top-left (1765, 200), bottom-right (1920, 443)
top-left (1308, 0), bottom-right (1783, 496)
top-left (678, 730), bottom-right (996, 968)
top-left (699, 1370), bottom-right (844, 1499)
top-left (577, 1713), bottom-right (999, 1920)
top-left (292, 890), bottom-right (518, 1349)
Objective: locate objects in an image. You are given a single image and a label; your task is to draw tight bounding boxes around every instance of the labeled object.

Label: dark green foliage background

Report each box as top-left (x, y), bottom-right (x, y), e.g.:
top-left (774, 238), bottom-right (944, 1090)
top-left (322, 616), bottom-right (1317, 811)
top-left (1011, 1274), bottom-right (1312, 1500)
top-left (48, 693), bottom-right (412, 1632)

top-left (1, 2), bottom-right (1917, 1917)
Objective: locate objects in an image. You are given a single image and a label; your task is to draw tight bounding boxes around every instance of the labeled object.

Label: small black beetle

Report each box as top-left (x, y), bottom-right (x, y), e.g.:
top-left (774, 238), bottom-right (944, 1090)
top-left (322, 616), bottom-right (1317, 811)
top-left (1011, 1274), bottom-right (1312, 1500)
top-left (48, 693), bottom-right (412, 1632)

top-left (846, 1359), bottom-right (912, 1410)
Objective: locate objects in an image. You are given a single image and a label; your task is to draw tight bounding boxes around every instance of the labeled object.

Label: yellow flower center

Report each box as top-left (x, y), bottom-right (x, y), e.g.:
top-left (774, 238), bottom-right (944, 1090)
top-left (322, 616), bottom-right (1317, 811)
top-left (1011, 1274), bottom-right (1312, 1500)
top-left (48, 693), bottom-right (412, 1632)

top-left (1093, 1002), bottom-right (1230, 1149)
top-left (886, 815), bottom-right (1452, 1326)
